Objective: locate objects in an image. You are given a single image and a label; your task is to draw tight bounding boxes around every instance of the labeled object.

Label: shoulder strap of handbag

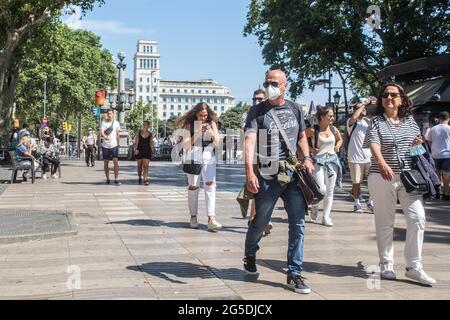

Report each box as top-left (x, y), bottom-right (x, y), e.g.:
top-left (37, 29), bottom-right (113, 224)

top-left (383, 115), bottom-right (405, 171)
top-left (269, 108), bottom-right (296, 157)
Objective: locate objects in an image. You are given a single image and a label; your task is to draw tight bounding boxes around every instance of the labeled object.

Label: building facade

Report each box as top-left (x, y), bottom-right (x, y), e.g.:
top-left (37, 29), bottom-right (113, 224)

top-left (134, 40), bottom-right (235, 120)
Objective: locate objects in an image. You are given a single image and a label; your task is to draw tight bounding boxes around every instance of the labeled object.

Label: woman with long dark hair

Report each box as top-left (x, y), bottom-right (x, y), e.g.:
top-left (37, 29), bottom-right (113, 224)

top-left (305, 106), bottom-right (343, 226)
top-left (176, 102), bottom-right (222, 232)
top-left (134, 121), bottom-right (154, 185)
top-left (363, 83), bottom-right (436, 286)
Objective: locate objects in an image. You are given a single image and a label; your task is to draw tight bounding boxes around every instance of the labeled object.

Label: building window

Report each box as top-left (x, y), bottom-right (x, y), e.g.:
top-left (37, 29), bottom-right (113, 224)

top-left (147, 96), bottom-right (150, 102)
top-left (139, 86), bottom-right (143, 93)
top-left (184, 89), bottom-right (187, 93)
top-left (198, 90), bottom-right (202, 93)
top-left (214, 98), bottom-right (218, 103)
top-left (178, 112), bottom-right (181, 116)
top-left (163, 104), bottom-right (167, 110)
top-left (205, 90), bottom-right (209, 94)
top-left (169, 89), bottom-right (173, 93)
top-left (153, 87), bottom-right (157, 93)
top-left (206, 98), bottom-right (211, 103)
top-left (213, 106), bottom-right (217, 111)
top-left (139, 96), bottom-right (143, 102)
top-left (170, 97), bottom-right (175, 102)
top-left (177, 89), bottom-right (180, 93)
top-left (185, 105), bottom-right (189, 110)
top-left (163, 112), bottom-right (167, 117)
top-left (192, 98), bottom-right (197, 103)
top-left (163, 97), bottom-right (167, 102)
top-left (162, 89), bottom-right (166, 93)
top-left (146, 87), bottom-right (150, 93)
top-left (191, 89), bottom-right (195, 93)
top-left (213, 90), bottom-right (216, 94)
top-left (170, 105), bottom-right (174, 110)
top-left (221, 98), bottom-right (225, 103)
top-left (153, 96), bottom-right (157, 102)
top-left (140, 77), bottom-right (142, 83)
top-left (178, 105), bottom-right (181, 110)
top-left (221, 106), bottom-right (225, 111)
top-left (171, 112), bottom-right (174, 116)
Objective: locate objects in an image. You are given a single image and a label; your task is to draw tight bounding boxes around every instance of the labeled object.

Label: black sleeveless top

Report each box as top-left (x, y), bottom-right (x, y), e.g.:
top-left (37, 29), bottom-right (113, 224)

top-left (136, 132), bottom-right (152, 159)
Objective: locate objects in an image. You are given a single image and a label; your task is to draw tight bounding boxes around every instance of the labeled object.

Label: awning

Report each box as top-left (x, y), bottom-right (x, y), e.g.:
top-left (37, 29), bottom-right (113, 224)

top-left (404, 77), bottom-right (447, 106)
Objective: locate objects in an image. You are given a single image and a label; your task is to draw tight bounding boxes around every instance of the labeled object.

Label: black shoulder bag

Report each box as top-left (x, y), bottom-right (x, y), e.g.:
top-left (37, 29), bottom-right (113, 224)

top-left (384, 118), bottom-right (427, 193)
top-left (182, 124), bottom-right (203, 175)
top-left (104, 122), bottom-right (114, 135)
top-left (269, 109), bottom-right (324, 205)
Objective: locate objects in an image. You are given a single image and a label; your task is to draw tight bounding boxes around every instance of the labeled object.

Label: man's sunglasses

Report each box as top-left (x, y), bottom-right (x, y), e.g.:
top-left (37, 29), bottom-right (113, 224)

top-left (252, 98), bottom-right (264, 103)
top-left (263, 81), bottom-right (283, 88)
top-left (382, 92), bottom-right (400, 99)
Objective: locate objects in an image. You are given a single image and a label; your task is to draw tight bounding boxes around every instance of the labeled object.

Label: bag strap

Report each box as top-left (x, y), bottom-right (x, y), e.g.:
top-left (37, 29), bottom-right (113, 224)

top-left (269, 108), bottom-right (296, 157)
top-left (383, 115), bottom-right (404, 171)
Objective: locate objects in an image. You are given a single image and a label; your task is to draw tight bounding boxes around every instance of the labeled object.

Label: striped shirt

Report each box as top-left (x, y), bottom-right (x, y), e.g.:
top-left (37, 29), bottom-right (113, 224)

top-left (363, 115), bottom-right (421, 174)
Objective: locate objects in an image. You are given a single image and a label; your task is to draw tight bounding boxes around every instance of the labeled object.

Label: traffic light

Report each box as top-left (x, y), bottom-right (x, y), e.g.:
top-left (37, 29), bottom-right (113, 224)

top-left (68, 123), bottom-right (72, 132)
top-left (63, 121), bottom-right (68, 131)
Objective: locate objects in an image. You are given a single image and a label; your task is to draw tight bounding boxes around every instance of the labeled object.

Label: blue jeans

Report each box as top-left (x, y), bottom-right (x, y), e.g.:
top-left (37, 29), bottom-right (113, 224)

top-left (245, 176), bottom-right (306, 276)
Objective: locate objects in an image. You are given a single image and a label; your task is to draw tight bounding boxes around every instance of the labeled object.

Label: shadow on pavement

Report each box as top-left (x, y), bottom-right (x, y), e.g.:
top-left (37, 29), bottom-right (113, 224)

top-left (108, 219), bottom-right (248, 234)
top-left (393, 227), bottom-right (450, 245)
top-left (127, 261), bottom-right (289, 291)
top-left (260, 259), bottom-right (369, 279)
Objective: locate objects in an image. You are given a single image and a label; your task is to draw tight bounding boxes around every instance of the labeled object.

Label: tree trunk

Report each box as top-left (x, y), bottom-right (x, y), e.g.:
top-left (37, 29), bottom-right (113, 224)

top-left (0, 54), bottom-right (20, 147)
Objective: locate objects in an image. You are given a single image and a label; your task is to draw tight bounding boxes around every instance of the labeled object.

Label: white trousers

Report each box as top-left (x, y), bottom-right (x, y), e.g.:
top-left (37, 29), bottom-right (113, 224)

top-left (368, 173), bottom-right (426, 270)
top-left (312, 164), bottom-right (337, 220)
top-left (187, 161), bottom-right (216, 217)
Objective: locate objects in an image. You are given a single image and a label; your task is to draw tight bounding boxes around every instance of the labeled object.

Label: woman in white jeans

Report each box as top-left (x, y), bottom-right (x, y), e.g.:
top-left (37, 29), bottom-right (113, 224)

top-left (363, 83), bottom-right (436, 286)
top-left (177, 102), bottom-right (222, 232)
top-left (306, 106), bottom-right (343, 226)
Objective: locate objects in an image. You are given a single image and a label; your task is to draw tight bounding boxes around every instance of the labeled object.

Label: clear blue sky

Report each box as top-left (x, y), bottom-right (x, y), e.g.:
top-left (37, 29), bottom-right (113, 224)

top-left (64, 0), bottom-right (353, 107)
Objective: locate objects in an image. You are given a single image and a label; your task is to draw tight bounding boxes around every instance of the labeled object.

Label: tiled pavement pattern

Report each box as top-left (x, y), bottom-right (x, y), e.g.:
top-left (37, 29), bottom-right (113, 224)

top-left (0, 160), bottom-right (448, 300)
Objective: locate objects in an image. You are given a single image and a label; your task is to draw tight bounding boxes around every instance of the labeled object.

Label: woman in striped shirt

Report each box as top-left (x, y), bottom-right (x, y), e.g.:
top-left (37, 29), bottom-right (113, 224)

top-left (363, 83), bottom-right (436, 286)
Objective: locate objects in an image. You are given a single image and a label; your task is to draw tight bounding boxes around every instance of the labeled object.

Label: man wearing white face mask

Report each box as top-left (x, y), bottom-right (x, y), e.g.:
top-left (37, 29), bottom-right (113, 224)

top-left (243, 70), bottom-right (315, 294)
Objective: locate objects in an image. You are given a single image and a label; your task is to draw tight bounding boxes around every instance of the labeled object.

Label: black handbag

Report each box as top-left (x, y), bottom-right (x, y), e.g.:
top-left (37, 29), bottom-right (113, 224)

top-left (385, 117), bottom-right (428, 193)
top-left (400, 169), bottom-right (428, 193)
top-left (182, 162), bottom-right (202, 175)
top-left (296, 165), bottom-right (324, 205)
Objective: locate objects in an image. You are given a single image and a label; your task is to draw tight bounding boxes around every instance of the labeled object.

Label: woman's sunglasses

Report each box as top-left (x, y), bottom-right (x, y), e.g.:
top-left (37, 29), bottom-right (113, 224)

top-left (382, 92), bottom-right (400, 99)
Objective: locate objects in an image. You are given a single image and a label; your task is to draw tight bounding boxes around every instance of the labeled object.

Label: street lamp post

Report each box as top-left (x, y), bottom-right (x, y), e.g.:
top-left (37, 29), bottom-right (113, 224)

top-left (333, 91), bottom-right (341, 120)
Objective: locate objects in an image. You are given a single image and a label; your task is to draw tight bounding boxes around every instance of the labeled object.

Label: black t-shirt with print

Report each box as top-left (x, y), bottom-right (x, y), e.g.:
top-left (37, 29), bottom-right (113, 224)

top-left (244, 100), bottom-right (305, 164)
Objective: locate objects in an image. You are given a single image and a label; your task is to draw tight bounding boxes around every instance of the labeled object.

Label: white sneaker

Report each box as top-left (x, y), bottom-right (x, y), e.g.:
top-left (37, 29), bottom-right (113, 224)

top-left (405, 267), bottom-right (436, 286)
top-left (310, 206), bottom-right (318, 221)
top-left (208, 218), bottom-right (222, 232)
top-left (380, 263), bottom-right (397, 280)
top-left (190, 216), bottom-right (198, 229)
top-left (322, 217), bottom-right (334, 227)
top-left (52, 174), bottom-right (59, 179)
top-left (42, 174), bottom-right (48, 180)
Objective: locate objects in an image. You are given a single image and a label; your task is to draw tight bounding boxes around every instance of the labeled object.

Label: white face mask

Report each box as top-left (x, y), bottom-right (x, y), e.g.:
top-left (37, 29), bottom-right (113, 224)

top-left (265, 85), bottom-right (281, 101)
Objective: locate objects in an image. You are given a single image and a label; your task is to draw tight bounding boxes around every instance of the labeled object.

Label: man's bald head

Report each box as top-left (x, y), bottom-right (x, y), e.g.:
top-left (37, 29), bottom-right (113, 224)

top-left (266, 69), bottom-right (287, 83)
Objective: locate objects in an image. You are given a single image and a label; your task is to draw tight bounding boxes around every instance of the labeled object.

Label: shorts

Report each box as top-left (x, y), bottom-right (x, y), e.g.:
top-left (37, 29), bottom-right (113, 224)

top-left (349, 162), bottom-right (370, 184)
top-left (434, 158), bottom-right (450, 172)
top-left (102, 147), bottom-right (119, 160)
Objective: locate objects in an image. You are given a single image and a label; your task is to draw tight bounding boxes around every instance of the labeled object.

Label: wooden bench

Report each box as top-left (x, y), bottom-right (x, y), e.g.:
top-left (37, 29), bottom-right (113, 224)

top-left (8, 151), bottom-right (36, 184)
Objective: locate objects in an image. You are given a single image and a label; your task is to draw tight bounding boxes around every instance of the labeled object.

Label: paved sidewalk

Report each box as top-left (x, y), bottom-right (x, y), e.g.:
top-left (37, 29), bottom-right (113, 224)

top-left (0, 160), bottom-right (448, 300)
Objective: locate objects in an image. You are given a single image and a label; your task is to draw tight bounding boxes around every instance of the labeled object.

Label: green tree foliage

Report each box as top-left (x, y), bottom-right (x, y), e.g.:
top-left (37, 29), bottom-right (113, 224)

top-left (14, 20), bottom-right (116, 136)
top-left (0, 0), bottom-right (105, 144)
top-left (125, 101), bottom-right (158, 137)
top-left (244, 0), bottom-right (449, 97)
top-left (220, 102), bottom-right (250, 130)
